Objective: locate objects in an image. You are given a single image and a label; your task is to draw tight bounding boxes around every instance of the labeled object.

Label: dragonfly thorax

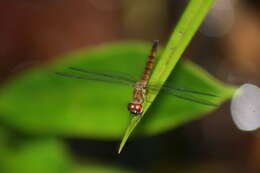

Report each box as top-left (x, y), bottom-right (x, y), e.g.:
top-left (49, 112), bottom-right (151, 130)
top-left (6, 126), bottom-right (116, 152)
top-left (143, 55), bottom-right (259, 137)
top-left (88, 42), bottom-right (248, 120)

top-left (134, 81), bottom-right (147, 88)
top-left (133, 81), bottom-right (147, 104)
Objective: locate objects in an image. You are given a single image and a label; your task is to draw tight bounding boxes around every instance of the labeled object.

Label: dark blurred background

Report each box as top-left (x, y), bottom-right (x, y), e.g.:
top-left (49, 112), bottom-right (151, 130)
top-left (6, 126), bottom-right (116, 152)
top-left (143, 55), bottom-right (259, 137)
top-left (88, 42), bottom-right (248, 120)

top-left (0, 0), bottom-right (260, 172)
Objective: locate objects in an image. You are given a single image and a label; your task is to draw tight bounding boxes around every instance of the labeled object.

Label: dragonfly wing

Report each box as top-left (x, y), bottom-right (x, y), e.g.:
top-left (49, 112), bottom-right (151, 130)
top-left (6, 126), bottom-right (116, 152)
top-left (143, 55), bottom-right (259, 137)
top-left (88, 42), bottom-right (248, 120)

top-left (164, 90), bottom-right (218, 106)
top-left (162, 84), bottom-right (218, 97)
top-left (146, 85), bottom-right (218, 106)
top-left (56, 72), bottom-right (134, 86)
top-left (69, 67), bottom-right (136, 83)
top-left (147, 84), bottom-right (218, 97)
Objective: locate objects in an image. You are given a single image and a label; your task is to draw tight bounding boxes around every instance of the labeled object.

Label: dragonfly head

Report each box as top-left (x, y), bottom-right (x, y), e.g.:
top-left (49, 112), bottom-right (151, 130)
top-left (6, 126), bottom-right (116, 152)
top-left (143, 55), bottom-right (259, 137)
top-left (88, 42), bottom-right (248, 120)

top-left (128, 103), bottom-right (143, 115)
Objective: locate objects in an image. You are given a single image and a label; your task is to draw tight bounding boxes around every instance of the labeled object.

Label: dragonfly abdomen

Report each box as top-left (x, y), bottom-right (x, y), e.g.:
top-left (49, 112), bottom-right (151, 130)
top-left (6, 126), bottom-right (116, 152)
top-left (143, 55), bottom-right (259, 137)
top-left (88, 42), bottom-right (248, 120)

top-left (141, 40), bottom-right (158, 82)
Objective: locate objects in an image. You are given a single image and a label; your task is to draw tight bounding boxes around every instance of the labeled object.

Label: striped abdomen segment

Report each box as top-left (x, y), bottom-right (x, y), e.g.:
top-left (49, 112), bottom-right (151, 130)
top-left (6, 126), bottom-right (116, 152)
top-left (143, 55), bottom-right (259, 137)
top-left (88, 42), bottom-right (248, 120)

top-left (141, 40), bottom-right (158, 82)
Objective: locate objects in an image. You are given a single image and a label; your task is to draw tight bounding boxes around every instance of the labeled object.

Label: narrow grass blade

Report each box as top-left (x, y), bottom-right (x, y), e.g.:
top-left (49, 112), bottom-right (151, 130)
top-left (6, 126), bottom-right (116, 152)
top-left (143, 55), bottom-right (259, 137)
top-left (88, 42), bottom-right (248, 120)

top-left (118, 114), bottom-right (141, 154)
top-left (118, 0), bottom-right (215, 153)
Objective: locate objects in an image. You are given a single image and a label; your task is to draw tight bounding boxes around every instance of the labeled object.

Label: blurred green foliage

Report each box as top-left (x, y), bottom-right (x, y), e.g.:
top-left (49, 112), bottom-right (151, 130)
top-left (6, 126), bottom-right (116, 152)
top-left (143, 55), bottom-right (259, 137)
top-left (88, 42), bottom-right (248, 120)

top-left (0, 127), bottom-right (135, 173)
top-left (1, 138), bottom-right (71, 173)
top-left (0, 41), bottom-right (235, 173)
top-left (0, 42), bottom-right (235, 140)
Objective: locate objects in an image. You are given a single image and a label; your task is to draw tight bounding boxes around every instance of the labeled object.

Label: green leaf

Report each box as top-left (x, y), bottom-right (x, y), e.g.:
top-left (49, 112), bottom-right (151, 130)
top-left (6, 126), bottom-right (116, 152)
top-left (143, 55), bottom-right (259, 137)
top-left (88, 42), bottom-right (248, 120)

top-left (0, 137), bottom-right (72, 173)
top-left (118, 0), bottom-right (215, 153)
top-left (0, 42), bottom-right (148, 139)
top-left (0, 127), bottom-right (137, 173)
top-left (0, 41), bottom-right (235, 142)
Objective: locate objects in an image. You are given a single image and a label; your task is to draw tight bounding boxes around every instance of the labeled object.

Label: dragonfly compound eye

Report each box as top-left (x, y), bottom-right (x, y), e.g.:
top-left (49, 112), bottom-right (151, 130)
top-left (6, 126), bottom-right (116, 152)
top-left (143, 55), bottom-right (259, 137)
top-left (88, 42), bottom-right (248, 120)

top-left (128, 103), bottom-right (143, 115)
top-left (134, 104), bottom-right (143, 114)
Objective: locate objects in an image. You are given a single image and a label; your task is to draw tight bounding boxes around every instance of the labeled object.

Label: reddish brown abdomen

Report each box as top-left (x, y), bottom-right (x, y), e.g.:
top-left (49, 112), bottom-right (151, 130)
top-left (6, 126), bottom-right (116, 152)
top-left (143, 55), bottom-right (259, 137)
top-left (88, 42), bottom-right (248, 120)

top-left (141, 40), bottom-right (158, 82)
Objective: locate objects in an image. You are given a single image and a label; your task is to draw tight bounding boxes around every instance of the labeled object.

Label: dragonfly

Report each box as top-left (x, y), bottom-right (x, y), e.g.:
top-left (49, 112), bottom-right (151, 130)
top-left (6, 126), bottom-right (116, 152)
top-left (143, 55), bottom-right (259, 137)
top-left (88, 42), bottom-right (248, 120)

top-left (56, 40), bottom-right (217, 115)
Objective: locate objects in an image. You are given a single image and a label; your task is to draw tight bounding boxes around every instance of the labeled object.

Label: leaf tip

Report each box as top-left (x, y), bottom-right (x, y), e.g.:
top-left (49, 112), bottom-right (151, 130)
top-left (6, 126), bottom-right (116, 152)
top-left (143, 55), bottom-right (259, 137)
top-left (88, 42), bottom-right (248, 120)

top-left (117, 142), bottom-right (126, 154)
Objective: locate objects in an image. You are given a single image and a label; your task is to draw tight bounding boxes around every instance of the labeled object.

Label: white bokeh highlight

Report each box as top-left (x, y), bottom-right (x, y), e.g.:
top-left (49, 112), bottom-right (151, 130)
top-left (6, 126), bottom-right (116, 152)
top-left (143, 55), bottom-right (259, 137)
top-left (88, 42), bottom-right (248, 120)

top-left (231, 83), bottom-right (260, 131)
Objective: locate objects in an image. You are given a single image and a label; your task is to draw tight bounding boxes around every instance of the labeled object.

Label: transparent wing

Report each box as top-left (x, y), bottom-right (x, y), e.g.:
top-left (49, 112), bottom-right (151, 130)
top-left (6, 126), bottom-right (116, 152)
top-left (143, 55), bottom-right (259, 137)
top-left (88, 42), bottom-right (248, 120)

top-left (56, 67), bottom-right (218, 106)
top-left (147, 83), bottom-right (218, 97)
top-left (64, 67), bottom-right (217, 98)
top-left (147, 84), bottom-right (218, 106)
top-left (162, 84), bottom-right (218, 97)
top-left (69, 67), bottom-right (136, 83)
top-left (163, 91), bottom-right (218, 106)
top-left (56, 72), bottom-right (134, 86)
